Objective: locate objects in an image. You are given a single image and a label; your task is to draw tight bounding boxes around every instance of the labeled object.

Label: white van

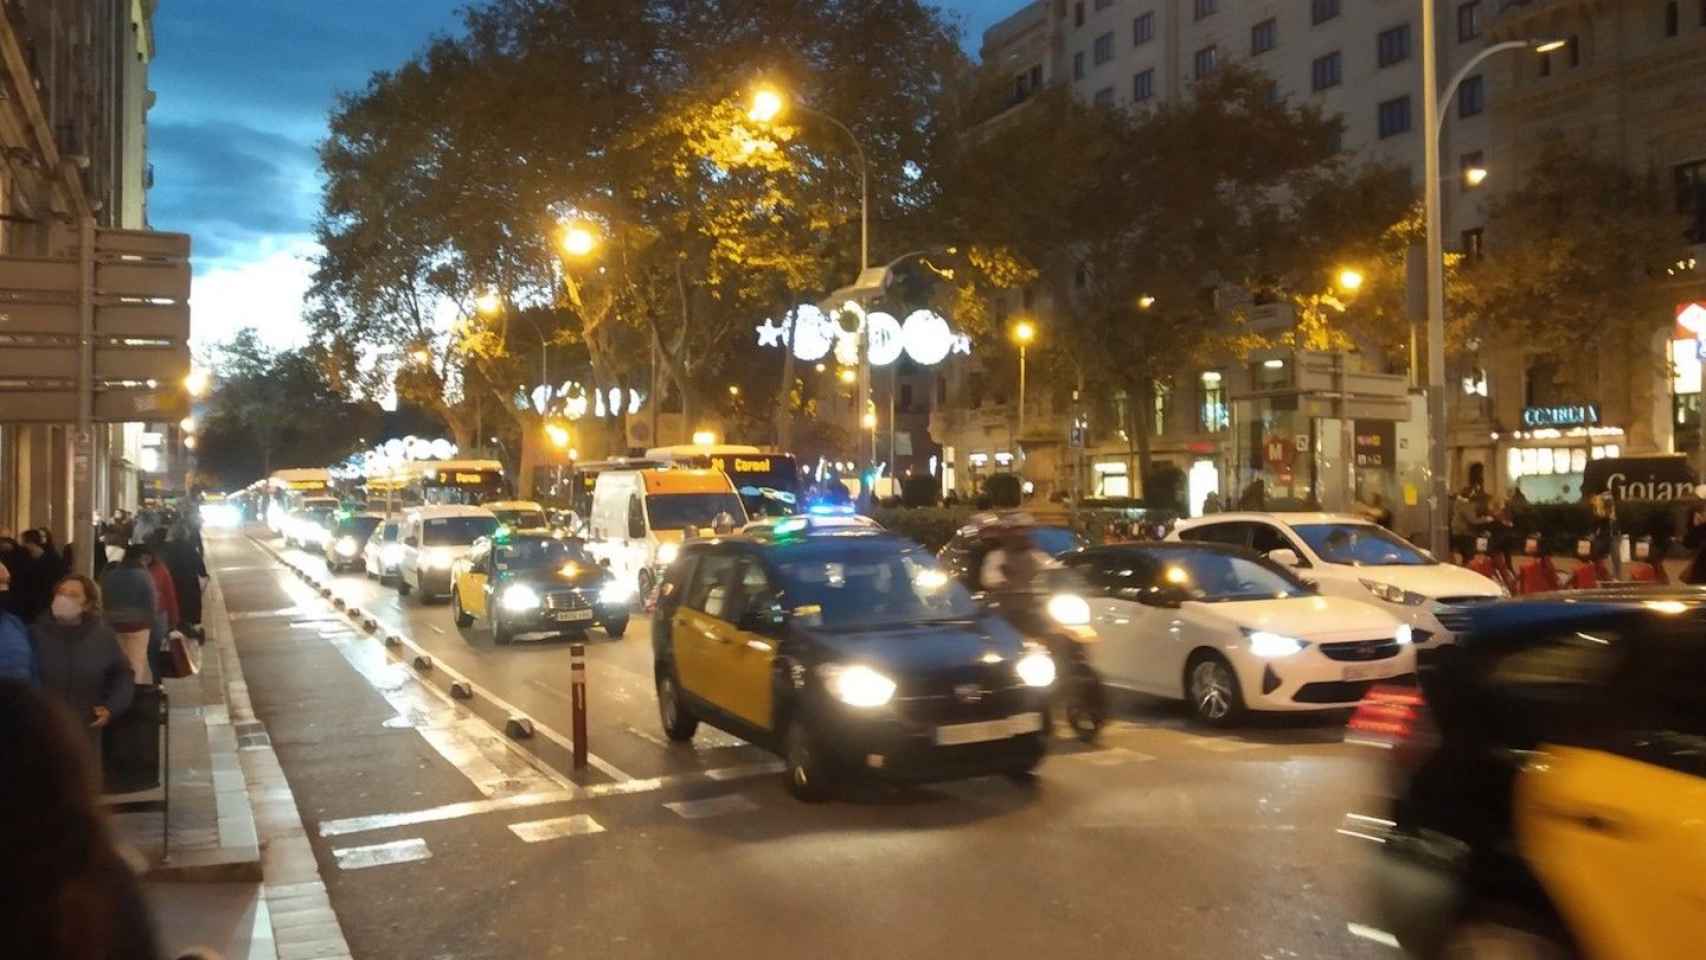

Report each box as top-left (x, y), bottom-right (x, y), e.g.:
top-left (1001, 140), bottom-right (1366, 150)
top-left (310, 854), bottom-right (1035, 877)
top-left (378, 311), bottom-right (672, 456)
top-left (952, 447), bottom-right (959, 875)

top-left (397, 505), bottom-right (499, 602)
top-left (585, 468), bottom-right (746, 596)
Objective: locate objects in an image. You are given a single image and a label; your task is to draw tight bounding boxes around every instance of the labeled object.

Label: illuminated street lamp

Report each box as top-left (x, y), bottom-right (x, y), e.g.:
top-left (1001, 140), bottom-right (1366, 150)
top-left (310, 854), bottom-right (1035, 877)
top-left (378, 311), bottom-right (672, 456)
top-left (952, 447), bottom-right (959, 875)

top-left (748, 87), bottom-right (785, 124)
top-left (1336, 268), bottom-right (1365, 293)
top-left (1137, 295), bottom-right (1156, 311)
top-left (837, 367), bottom-right (856, 385)
top-left (179, 416), bottom-right (196, 434)
top-left (545, 423), bottom-right (570, 449)
top-left (560, 223), bottom-right (598, 258)
top-left (1463, 166), bottom-right (1488, 188)
top-left (728, 384), bottom-right (740, 397)
top-left (410, 348), bottom-right (432, 365)
top-left (184, 368), bottom-right (211, 398)
top-left (1011, 320), bottom-right (1037, 451)
top-left (475, 289), bottom-right (502, 315)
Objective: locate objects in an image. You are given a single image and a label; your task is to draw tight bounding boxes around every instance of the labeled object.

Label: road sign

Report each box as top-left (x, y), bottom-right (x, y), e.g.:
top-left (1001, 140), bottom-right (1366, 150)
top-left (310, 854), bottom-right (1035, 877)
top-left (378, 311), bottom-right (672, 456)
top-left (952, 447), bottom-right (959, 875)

top-left (0, 228), bottom-right (191, 422)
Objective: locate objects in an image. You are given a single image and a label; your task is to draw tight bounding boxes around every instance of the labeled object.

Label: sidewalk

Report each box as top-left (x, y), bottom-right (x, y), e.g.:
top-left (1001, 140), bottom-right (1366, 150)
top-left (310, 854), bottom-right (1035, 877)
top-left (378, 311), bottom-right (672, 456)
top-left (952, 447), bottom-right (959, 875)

top-left (108, 571), bottom-right (353, 960)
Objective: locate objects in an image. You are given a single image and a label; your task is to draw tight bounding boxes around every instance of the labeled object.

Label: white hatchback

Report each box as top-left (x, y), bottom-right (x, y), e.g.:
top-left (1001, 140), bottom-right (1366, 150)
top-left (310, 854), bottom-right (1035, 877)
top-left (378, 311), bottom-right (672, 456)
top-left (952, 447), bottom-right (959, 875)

top-left (1169, 512), bottom-right (1505, 649)
top-left (1058, 542), bottom-right (1416, 726)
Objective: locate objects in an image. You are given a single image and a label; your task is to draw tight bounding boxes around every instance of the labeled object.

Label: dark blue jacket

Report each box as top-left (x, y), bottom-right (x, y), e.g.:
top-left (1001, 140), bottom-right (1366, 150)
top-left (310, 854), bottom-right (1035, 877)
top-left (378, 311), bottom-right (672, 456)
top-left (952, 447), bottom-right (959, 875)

top-left (0, 610), bottom-right (32, 683)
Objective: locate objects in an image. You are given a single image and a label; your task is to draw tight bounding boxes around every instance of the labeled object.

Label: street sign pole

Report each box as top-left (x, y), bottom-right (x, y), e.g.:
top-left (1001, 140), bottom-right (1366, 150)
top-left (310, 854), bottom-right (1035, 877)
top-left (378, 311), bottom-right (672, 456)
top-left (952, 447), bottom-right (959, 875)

top-left (570, 641), bottom-right (588, 770)
top-left (75, 216), bottom-right (95, 576)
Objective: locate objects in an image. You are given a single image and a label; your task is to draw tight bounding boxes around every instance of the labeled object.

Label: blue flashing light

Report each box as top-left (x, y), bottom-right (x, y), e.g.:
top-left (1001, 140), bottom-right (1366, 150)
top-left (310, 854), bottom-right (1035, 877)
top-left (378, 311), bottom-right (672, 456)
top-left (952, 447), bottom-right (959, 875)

top-left (806, 502), bottom-right (855, 516)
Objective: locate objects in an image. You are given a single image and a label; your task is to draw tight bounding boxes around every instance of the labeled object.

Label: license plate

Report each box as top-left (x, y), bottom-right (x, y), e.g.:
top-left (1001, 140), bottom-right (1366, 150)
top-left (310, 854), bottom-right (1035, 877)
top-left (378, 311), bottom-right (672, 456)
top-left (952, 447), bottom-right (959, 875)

top-left (935, 712), bottom-right (1044, 746)
top-left (1342, 665), bottom-right (1381, 682)
top-left (555, 609), bottom-right (594, 623)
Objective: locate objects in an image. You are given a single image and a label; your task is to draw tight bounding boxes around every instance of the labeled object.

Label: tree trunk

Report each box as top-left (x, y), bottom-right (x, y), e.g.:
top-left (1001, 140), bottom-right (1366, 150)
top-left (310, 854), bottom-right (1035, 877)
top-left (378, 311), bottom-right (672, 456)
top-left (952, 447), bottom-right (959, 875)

top-left (1133, 375), bottom-right (1154, 502)
top-left (516, 417), bottom-right (541, 499)
top-left (775, 306), bottom-right (798, 449)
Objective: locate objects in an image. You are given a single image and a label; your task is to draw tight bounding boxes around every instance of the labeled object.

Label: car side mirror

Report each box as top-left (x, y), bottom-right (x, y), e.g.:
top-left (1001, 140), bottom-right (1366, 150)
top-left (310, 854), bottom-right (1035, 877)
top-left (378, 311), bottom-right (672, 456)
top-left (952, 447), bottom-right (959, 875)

top-left (1267, 548), bottom-right (1304, 568)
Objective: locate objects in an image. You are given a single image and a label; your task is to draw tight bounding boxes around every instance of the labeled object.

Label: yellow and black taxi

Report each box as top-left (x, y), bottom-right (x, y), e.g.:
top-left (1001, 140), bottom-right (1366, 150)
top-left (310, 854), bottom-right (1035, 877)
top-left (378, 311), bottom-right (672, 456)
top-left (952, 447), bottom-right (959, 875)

top-left (652, 524), bottom-right (1056, 800)
top-left (1353, 587), bottom-right (1706, 958)
top-left (451, 530), bottom-right (632, 645)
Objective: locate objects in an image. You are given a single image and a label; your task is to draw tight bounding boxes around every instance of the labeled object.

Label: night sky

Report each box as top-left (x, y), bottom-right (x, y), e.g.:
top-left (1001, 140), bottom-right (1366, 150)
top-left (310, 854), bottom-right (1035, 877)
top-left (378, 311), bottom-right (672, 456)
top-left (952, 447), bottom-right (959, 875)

top-left (152, 1), bottom-right (1017, 351)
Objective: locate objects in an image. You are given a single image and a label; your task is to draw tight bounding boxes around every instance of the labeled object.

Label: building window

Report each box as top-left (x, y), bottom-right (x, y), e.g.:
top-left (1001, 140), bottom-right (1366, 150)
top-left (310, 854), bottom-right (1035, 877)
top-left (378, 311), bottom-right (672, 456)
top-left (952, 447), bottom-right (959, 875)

top-left (1094, 31), bottom-right (1115, 65)
top-left (1198, 371), bottom-right (1229, 432)
top-left (1311, 51), bottom-right (1343, 91)
top-left (1075, 1), bottom-right (1086, 28)
top-left (1251, 18), bottom-right (1277, 55)
top-left (1133, 68), bottom-right (1155, 102)
top-left (1457, 2), bottom-right (1481, 42)
top-left (1074, 51), bottom-right (1086, 79)
top-left (1194, 45), bottom-right (1218, 80)
top-left (1677, 159), bottom-right (1706, 242)
top-left (1458, 74), bottom-right (1484, 117)
top-left (1377, 95), bottom-right (1412, 138)
top-left (1461, 227), bottom-right (1485, 263)
top-left (1665, 1), bottom-right (1679, 37)
top-left (1461, 150), bottom-right (1485, 190)
top-left (1377, 24), bottom-right (1412, 67)
top-left (1152, 380), bottom-right (1172, 435)
top-left (1093, 86), bottom-right (1115, 107)
top-left (1194, 0), bottom-right (1217, 20)
top-left (1312, 0), bottom-right (1341, 25)
top-left (1133, 11), bottom-right (1154, 45)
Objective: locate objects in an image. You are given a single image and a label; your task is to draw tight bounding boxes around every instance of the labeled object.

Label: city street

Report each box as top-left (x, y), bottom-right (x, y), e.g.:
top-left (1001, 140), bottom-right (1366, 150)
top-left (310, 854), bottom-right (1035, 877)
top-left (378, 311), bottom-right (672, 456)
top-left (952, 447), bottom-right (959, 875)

top-left (212, 527), bottom-right (1393, 959)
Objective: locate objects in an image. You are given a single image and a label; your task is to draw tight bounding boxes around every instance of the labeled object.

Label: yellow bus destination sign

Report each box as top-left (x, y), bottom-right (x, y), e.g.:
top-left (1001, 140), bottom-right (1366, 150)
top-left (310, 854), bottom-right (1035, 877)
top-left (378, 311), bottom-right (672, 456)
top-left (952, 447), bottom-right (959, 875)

top-left (452, 472), bottom-right (492, 484)
top-left (712, 456), bottom-right (774, 474)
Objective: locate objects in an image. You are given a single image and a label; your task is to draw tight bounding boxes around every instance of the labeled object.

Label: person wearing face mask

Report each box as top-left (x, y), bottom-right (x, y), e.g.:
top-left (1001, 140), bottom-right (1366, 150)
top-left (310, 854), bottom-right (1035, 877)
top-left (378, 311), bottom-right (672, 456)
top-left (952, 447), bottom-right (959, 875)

top-left (30, 575), bottom-right (134, 762)
top-left (0, 562), bottom-right (33, 683)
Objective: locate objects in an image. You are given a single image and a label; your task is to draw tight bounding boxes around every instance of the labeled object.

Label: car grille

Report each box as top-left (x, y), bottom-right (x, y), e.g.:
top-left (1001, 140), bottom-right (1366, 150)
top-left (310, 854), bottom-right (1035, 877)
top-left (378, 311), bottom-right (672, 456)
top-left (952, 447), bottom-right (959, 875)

top-left (1319, 639), bottom-right (1401, 662)
top-left (544, 589), bottom-right (590, 611)
top-left (1293, 680), bottom-right (1375, 704)
top-left (1433, 596), bottom-right (1496, 634)
top-left (895, 663), bottom-right (1027, 725)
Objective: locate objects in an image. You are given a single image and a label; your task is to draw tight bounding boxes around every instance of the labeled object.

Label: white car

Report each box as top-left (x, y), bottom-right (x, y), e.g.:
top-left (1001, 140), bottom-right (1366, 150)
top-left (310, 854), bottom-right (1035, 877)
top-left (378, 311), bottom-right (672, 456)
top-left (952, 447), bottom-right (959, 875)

top-left (363, 518), bottom-right (403, 582)
top-left (396, 505), bottom-right (499, 602)
top-left (1169, 512), bottom-right (1504, 650)
top-left (1058, 542), bottom-right (1416, 725)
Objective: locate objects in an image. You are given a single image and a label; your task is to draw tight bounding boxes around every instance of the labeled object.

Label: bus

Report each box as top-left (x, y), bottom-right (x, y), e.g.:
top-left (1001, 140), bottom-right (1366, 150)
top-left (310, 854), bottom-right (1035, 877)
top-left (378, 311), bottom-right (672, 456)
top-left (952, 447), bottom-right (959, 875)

top-left (404, 459), bottom-right (508, 506)
top-left (563, 457), bottom-right (666, 523)
top-left (644, 445), bottom-right (802, 518)
top-left (266, 468), bottom-right (333, 531)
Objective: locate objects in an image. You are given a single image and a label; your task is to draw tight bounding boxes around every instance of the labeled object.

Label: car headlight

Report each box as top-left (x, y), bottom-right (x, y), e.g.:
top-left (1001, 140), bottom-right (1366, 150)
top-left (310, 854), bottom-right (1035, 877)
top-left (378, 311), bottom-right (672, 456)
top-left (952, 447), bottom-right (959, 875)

top-left (1015, 645), bottom-right (1056, 687)
top-left (1394, 624), bottom-right (1414, 646)
top-left (598, 581), bottom-right (633, 606)
top-left (1245, 630), bottom-right (1307, 658)
top-left (1046, 593), bottom-right (1091, 627)
top-left (501, 584), bottom-right (542, 612)
top-left (657, 542), bottom-right (680, 565)
top-left (1359, 579), bottom-right (1427, 606)
top-left (423, 548), bottom-right (453, 569)
top-left (382, 543), bottom-right (403, 565)
top-left (819, 663), bottom-right (896, 708)
top-left (336, 536), bottom-right (359, 556)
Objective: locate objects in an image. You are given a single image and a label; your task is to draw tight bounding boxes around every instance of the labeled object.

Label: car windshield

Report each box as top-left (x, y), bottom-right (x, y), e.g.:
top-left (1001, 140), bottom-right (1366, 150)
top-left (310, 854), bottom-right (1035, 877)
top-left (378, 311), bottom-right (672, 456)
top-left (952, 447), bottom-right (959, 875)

top-left (1292, 523), bottom-right (1433, 566)
top-left (1029, 527), bottom-right (1083, 556)
top-left (772, 540), bottom-right (979, 629)
top-left (421, 516), bottom-right (498, 546)
top-left (335, 516), bottom-right (380, 540)
top-left (379, 523), bottom-right (398, 541)
top-left (493, 509), bottom-right (548, 530)
top-left (303, 509), bottom-right (334, 527)
top-left (494, 537), bottom-right (590, 571)
top-left (1159, 548), bottom-right (1311, 602)
top-left (646, 493), bottom-right (744, 531)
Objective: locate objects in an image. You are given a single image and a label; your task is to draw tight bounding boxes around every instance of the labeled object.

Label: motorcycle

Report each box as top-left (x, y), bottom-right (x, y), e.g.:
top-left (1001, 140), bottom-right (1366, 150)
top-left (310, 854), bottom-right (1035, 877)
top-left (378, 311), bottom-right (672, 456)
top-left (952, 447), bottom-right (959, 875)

top-left (983, 589), bottom-right (1107, 744)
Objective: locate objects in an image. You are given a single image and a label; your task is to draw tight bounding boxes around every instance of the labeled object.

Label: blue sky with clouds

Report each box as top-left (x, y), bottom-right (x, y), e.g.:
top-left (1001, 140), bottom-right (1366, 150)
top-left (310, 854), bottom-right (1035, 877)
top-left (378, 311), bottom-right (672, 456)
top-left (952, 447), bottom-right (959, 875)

top-left (153, 1), bottom-right (1017, 350)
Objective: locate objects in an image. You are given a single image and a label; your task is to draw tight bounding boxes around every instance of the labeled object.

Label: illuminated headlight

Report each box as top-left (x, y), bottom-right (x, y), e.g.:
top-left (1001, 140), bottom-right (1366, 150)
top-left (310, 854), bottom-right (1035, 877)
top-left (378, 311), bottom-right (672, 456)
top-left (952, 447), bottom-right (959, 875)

top-left (1359, 579), bottom-right (1427, 606)
top-left (1394, 624), bottom-right (1414, 646)
top-left (381, 543), bottom-right (403, 566)
top-left (1245, 630), bottom-right (1307, 658)
top-left (500, 584), bottom-right (542, 612)
top-left (1046, 593), bottom-right (1091, 627)
top-left (423, 548), bottom-right (453, 569)
top-left (335, 536), bottom-right (359, 557)
top-left (657, 542), bottom-right (680, 565)
top-left (1015, 645), bottom-right (1056, 687)
top-left (598, 581), bottom-right (634, 606)
top-left (819, 664), bottom-right (896, 708)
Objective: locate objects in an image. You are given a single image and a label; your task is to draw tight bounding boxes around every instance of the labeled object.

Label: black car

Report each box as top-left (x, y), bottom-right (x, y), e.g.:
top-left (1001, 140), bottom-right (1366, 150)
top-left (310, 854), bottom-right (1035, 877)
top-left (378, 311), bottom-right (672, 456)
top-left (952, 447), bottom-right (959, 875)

top-left (938, 516), bottom-right (1085, 592)
top-left (323, 513), bottom-right (382, 572)
top-left (450, 532), bottom-right (631, 644)
top-left (1353, 587), bottom-right (1706, 958)
top-left (652, 528), bottom-right (1056, 800)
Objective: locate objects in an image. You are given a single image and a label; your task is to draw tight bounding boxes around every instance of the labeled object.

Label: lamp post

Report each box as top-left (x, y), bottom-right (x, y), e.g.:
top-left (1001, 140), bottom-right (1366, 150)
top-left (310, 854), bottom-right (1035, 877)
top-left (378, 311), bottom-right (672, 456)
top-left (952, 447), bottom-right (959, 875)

top-left (1011, 319), bottom-right (1036, 466)
top-left (751, 85), bottom-right (872, 464)
top-left (1422, 20), bottom-right (1564, 557)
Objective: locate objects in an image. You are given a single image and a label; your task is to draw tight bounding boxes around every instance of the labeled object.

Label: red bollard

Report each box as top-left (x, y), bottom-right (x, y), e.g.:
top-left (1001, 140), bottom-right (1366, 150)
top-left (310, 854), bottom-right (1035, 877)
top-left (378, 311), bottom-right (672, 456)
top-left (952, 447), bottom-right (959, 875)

top-left (570, 641), bottom-right (588, 770)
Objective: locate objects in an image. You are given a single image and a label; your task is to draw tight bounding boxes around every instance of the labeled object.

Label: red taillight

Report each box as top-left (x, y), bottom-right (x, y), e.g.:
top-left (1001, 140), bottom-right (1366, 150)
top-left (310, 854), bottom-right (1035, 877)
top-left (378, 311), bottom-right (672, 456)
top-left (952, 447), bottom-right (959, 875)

top-left (1348, 682), bottom-right (1428, 747)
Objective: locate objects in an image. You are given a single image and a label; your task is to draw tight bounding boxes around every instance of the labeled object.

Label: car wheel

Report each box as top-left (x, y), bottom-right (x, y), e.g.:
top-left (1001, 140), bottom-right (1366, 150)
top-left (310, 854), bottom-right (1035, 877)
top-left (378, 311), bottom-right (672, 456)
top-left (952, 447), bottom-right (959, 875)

top-left (492, 608), bottom-right (512, 646)
top-left (784, 717), bottom-right (832, 802)
top-left (453, 587), bottom-right (473, 628)
top-left (1063, 661), bottom-right (1106, 744)
top-left (397, 576), bottom-right (412, 598)
top-left (1439, 906), bottom-right (1575, 959)
top-left (604, 615), bottom-right (629, 640)
top-left (656, 667), bottom-right (698, 741)
top-left (1186, 653), bottom-right (1245, 728)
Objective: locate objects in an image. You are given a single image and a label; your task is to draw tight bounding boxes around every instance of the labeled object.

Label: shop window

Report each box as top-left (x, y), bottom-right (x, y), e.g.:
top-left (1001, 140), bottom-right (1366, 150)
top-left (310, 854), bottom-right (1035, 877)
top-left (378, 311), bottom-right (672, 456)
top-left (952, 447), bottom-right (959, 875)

top-left (1153, 379), bottom-right (1173, 434)
top-left (1093, 461), bottom-right (1131, 497)
top-left (1199, 371), bottom-right (1229, 432)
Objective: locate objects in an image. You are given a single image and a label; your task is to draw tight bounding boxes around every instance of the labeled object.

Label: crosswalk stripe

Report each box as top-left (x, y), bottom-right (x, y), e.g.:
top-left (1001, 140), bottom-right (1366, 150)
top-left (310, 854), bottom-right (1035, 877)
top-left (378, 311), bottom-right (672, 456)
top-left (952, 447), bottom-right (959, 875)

top-left (331, 837), bottom-right (431, 870)
top-left (508, 814), bottom-right (605, 842)
top-left (664, 794), bottom-right (759, 820)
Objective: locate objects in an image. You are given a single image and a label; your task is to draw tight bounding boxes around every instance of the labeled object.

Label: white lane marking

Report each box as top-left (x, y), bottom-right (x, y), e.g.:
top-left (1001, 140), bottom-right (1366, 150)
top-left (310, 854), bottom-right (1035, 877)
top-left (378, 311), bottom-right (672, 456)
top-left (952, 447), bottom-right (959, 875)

top-left (228, 607), bottom-right (302, 621)
top-left (332, 838), bottom-right (431, 871)
top-left (428, 624), bottom-right (445, 635)
top-left (664, 794), bottom-right (758, 820)
top-left (1064, 747), bottom-right (1155, 767)
top-left (508, 814), bottom-right (605, 843)
top-left (1180, 735), bottom-right (1261, 753)
top-left (1346, 923), bottom-right (1401, 949)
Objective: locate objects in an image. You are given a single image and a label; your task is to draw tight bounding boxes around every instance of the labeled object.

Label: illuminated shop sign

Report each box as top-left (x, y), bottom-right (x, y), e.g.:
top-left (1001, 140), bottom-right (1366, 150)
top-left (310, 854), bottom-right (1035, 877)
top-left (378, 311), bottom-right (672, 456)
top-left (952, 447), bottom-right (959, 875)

top-left (1520, 404), bottom-right (1599, 428)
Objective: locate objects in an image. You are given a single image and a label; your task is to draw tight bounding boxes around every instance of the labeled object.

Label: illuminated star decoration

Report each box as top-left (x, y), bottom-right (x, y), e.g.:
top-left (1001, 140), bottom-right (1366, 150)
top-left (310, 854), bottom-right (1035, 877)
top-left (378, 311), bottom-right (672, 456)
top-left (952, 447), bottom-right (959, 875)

top-left (951, 333), bottom-right (972, 355)
top-left (756, 318), bottom-right (788, 348)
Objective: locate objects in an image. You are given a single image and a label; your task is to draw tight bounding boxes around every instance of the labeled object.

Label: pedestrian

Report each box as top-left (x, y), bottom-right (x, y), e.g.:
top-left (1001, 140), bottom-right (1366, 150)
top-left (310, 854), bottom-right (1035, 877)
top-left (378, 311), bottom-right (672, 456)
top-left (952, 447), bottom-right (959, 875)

top-left (0, 530), bottom-right (26, 622)
top-left (0, 679), bottom-right (164, 960)
top-left (17, 528), bottom-right (57, 621)
top-left (164, 522), bottom-right (207, 637)
top-left (100, 547), bottom-right (159, 686)
top-left (31, 575), bottom-right (135, 764)
top-left (0, 561), bottom-right (33, 683)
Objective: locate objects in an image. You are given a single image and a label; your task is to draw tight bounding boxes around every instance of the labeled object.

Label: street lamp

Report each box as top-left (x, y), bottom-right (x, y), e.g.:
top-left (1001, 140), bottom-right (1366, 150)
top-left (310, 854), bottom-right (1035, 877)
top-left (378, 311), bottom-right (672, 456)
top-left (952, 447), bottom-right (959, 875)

top-left (1463, 166), bottom-right (1489, 188)
top-left (178, 416), bottom-right (196, 434)
top-left (1336, 268), bottom-right (1365, 293)
top-left (184, 368), bottom-right (210, 398)
top-left (475, 289), bottom-right (502, 315)
top-left (1421, 22), bottom-right (1564, 557)
top-left (748, 87), bottom-right (785, 124)
top-left (728, 384), bottom-right (740, 397)
top-left (560, 223), bottom-right (598, 258)
top-left (1011, 320), bottom-right (1036, 455)
top-left (1137, 295), bottom-right (1156, 311)
top-left (837, 367), bottom-right (856, 385)
top-left (410, 348), bottom-right (431, 365)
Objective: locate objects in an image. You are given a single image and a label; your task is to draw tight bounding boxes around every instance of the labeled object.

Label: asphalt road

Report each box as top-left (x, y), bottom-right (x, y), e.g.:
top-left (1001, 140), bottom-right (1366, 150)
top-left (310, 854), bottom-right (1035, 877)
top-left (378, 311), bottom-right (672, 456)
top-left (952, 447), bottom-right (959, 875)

top-left (211, 528), bottom-right (1396, 960)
